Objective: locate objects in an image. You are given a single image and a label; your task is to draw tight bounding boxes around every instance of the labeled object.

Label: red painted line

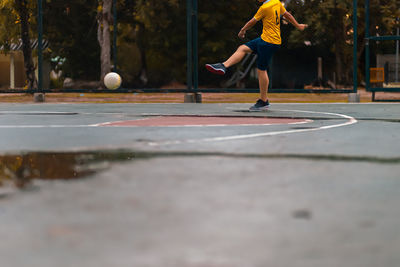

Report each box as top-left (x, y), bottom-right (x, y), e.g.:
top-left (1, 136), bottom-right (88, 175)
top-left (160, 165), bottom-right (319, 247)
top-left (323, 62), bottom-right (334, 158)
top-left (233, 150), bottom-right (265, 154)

top-left (100, 116), bottom-right (309, 127)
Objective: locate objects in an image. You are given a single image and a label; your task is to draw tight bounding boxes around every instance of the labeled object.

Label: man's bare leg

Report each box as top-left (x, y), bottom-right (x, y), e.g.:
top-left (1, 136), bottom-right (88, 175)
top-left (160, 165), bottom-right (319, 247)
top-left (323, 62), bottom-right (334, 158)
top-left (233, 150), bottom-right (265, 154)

top-left (223, 45), bottom-right (253, 68)
top-left (257, 69), bottom-right (269, 102)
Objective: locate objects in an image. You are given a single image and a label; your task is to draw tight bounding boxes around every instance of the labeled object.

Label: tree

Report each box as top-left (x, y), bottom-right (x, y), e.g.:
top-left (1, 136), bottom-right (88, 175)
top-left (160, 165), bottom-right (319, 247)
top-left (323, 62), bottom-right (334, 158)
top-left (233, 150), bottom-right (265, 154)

top-left (43, 0), bottom-right (100, 82)
top-left (0, 0), bottom-right (37, 89)
top-left (97, 0), bottom-right (113, 84)
top-left (119, 0), bottom-right (256, 87)
top-left (129, 0), bottom-right (184, 86)
top-left (15, 0), bottom-right (37, 89)
top-left (0, 1), bottom-right (20, 48)
top-left (285, 0), bottom-right (399, 85)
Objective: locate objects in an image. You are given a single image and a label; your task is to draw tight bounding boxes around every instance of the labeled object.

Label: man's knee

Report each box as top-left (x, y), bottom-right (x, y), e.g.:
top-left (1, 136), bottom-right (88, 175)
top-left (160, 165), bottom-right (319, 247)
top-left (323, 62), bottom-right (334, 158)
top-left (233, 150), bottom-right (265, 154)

top-left (238, 45), bottom-right (252, 53)
top-left (257, 68), bottom-right (268, 74)
top-left (257, 69), bottom-right (269, 79)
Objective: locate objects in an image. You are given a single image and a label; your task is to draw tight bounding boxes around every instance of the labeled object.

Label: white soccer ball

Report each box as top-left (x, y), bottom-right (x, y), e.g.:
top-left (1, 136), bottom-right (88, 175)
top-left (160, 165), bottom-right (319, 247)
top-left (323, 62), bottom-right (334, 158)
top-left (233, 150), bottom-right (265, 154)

top-left (104, 72), bottom-right (122, 89)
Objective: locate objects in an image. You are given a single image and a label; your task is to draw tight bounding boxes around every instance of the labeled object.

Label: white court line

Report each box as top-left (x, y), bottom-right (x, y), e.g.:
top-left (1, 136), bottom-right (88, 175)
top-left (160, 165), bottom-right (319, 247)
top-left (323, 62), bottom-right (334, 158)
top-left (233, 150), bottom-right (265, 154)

top-left (93, 118), bottom-right (313, 128)
top-left (0, 120), bottom-right (312, 128)
top-left (0, 111), bottom-right (77, 114)
top-left (92, 117), bottom-right (152, 127)
top-left (147, 109), bottom-right (358, 146)
top-left (0, 125), bottom-right (95, 128)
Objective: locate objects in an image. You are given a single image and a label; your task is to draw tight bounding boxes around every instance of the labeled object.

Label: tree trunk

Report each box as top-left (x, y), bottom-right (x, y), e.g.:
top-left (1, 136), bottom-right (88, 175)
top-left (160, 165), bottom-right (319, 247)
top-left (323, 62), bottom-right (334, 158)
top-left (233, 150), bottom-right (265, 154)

top-left (97, 0), bottom-right (113, 86)
top-left (15, 0), bottom-right (37, 90)
top-left (333, 1), bottom-right (345, 85)
top-left (136, 23), bottom-right (148, 85)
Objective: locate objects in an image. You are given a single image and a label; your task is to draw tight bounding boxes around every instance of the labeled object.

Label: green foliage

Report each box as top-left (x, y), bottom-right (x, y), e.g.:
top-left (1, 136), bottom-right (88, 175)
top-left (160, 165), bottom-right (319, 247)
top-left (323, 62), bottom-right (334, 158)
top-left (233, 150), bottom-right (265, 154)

top-left (0, 5), bottom-right (18, 51)
top-left (0, 0), bottom-right (36, 52)
top-left (1, 0), bottom-right (398, 87)
top-left (133, 0), bottom-right (186, 85)
top-left (43, 0), bottom-right (100, 80)
top-left (285, 0), bottom-right (399, 84)
top-left (115, 0), bottom-right (257, 86)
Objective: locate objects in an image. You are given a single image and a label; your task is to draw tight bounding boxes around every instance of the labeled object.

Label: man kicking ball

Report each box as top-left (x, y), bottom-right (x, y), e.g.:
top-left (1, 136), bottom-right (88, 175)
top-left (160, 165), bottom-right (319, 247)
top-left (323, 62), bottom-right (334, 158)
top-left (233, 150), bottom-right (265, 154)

top-left (206, 0), bottom-right (307, 111)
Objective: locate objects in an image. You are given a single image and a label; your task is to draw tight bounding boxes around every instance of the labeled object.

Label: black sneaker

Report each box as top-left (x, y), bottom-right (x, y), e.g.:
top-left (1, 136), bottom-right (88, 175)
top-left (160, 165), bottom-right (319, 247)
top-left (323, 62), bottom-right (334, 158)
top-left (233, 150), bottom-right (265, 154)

top-left (249, 99), bottom-right (270, 111)
top-left (205, 63), bottom-right (227, 75)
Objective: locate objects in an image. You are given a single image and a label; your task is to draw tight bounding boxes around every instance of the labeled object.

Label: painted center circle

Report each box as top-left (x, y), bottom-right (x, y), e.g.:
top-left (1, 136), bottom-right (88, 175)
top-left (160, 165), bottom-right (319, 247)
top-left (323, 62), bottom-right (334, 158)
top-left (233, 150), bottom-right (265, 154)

top-left (102, 116), bottom-right (310, 127)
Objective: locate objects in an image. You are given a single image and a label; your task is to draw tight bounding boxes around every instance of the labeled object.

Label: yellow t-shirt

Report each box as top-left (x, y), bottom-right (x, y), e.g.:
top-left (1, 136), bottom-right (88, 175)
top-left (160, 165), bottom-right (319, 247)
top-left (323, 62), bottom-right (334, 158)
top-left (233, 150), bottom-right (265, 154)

top-left (253, 0), bottom-right (287, 45)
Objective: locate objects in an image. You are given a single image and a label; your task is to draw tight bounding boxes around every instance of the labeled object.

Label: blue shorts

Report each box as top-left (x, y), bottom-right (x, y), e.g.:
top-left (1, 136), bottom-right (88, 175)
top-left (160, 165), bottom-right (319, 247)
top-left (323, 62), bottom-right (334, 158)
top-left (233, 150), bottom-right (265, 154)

top-left (244, 37), bottom-right (280, 71)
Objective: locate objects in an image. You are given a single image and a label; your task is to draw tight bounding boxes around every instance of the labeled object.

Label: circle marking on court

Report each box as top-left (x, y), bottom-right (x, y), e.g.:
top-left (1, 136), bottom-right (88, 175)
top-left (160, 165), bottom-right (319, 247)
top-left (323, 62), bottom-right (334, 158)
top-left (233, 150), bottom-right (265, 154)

top-left (96, 116), bottom-right (311, 127)
top-left (0, 109), bottom-right (358, 148)
top-left (145, 110), bottom-right (358, 146)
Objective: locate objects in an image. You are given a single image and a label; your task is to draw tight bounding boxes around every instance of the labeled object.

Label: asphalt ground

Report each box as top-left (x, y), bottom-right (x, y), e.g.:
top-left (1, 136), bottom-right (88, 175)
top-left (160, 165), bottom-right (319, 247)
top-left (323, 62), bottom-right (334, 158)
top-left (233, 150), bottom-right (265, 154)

top-left (0, 102), bottom-right (400, 267)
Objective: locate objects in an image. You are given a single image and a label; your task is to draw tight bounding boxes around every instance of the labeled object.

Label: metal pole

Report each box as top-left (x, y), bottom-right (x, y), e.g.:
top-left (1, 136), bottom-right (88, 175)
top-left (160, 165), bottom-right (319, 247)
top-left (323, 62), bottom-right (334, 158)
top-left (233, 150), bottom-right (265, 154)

top-left (365, 0), bottom-right (370, 91)
top-left (186, 0), bottom-right (193, 91)
top-left (113, 0), bottom-right (117, 72)
top-left (395, 20), bottom-right (399, 82)
top-left (37, 0), bottom-right (43, 91)
top-left (353, 0), bottom-right (358, 92)
top-left (192, 0), bottom-right (198, 91)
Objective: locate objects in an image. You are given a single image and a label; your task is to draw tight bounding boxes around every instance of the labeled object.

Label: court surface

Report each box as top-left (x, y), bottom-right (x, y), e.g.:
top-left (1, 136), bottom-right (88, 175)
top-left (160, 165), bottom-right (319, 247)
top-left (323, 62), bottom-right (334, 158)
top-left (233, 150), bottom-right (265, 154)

top-left (0, 103), bottom-right (400, 267)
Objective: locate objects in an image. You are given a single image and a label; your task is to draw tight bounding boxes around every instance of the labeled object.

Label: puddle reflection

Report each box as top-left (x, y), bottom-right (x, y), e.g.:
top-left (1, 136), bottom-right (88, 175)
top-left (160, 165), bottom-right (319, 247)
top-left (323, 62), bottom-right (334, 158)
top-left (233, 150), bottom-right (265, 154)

top-left (0, 151), bottom-right (140, 188)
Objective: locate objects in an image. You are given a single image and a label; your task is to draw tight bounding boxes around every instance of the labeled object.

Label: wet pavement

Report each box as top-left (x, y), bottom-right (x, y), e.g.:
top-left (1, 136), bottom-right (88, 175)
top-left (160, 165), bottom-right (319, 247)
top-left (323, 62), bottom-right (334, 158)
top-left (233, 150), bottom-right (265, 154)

top-left (0, 103), bottom-right (400, 267)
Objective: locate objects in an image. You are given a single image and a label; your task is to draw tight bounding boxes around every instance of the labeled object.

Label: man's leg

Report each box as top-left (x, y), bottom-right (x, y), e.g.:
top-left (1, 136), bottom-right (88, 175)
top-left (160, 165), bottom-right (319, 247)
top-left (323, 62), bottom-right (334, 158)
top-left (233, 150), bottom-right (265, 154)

top-left (223, 45), bottom-right (253, 68)
top-left (206, 45), bottom-right (253, 75)
top-left (257, 68), bottom-right (269, 102)
top-left (249, 69), bottom-right (270, 111)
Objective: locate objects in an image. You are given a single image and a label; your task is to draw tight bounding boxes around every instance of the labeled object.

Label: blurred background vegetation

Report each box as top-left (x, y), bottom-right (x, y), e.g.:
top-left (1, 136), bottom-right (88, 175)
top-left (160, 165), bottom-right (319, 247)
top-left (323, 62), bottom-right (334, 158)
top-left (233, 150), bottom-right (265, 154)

top-left (0, 0), bottom-right (399, 89)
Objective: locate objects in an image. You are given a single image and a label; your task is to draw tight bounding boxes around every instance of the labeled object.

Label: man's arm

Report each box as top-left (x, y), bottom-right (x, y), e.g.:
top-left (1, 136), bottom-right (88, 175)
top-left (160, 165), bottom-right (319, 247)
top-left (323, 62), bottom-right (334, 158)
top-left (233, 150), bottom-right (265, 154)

top-left (282, 12), bottom-right (308, 31)
top-left (238, 18), bottom-right (258, 39)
